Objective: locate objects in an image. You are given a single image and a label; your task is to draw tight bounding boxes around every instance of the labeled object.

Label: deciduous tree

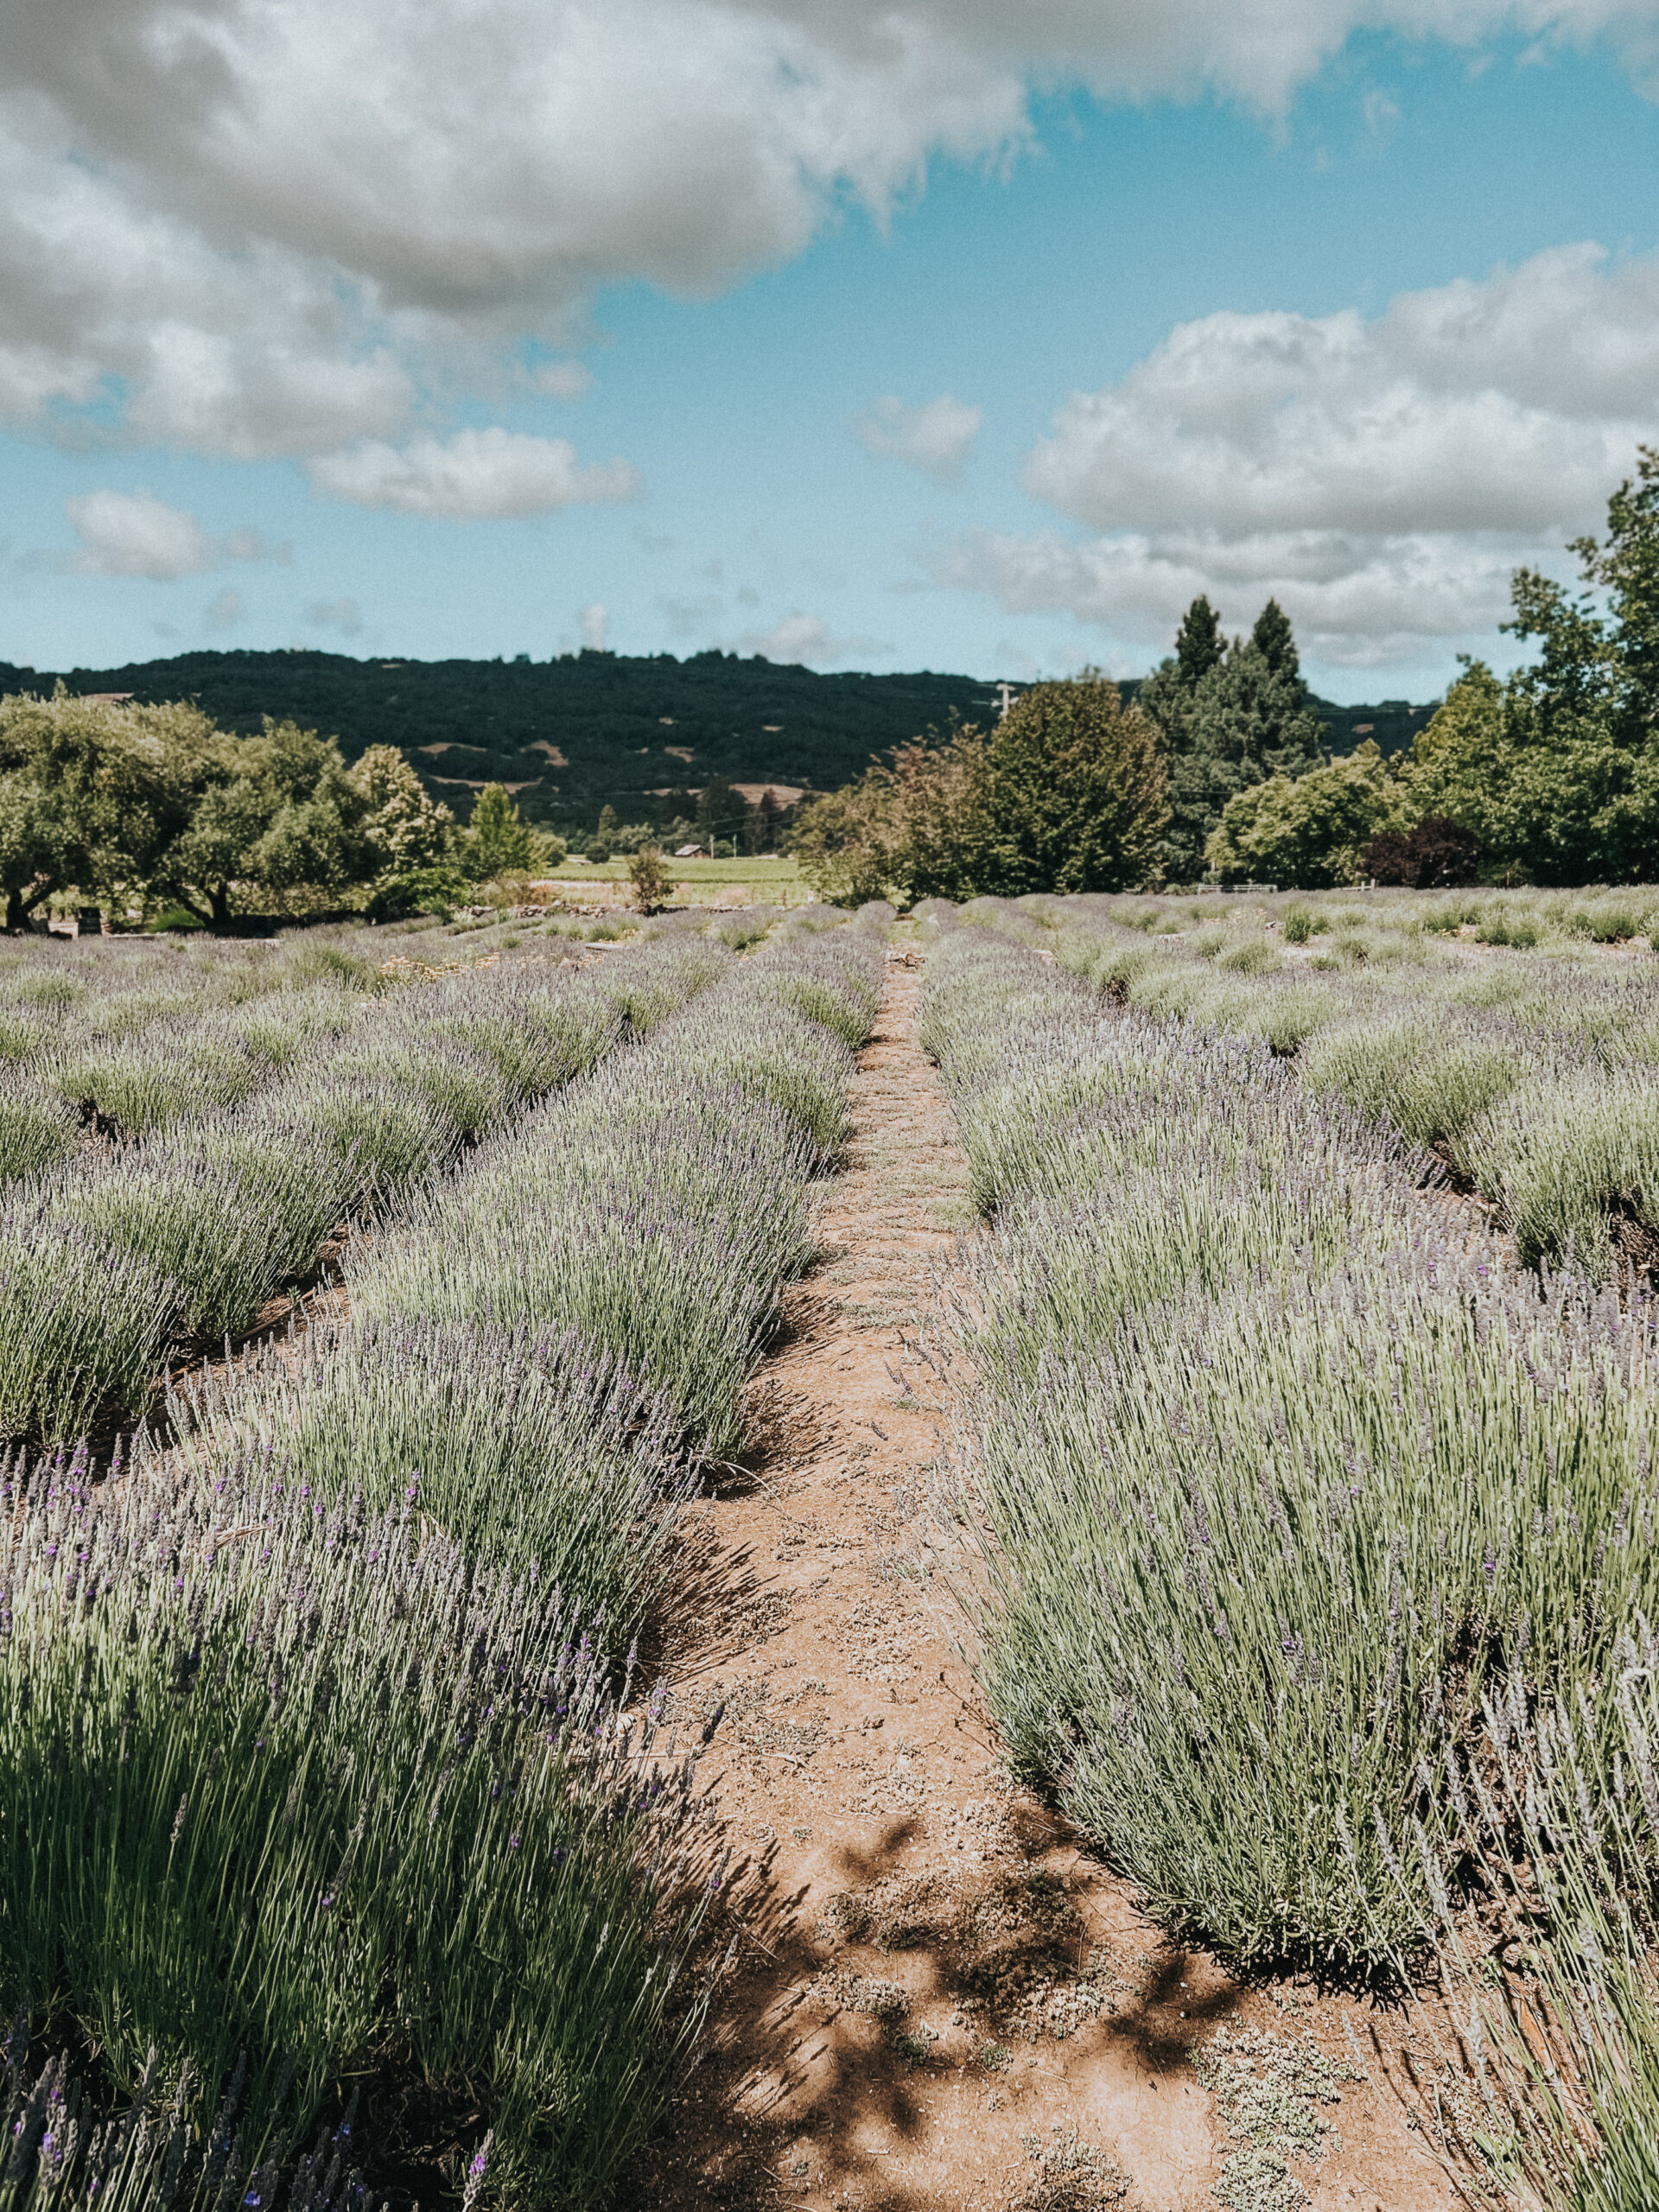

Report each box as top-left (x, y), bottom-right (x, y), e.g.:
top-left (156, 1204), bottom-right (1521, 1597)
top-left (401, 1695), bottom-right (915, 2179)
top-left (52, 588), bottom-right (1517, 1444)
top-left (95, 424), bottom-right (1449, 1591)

top-left (1205, 741), bottom-right (1402, 888)
top-left (981, 677), bottom-right (1166, 894)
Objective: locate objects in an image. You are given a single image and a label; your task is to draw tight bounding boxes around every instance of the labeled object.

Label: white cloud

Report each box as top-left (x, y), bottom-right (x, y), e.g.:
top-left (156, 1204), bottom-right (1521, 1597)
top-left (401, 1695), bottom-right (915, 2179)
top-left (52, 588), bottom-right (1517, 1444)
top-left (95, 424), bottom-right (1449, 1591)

top-left (308, 429), bottom-right (641, 517)
top-left (853, 391), bottom-right (982, 482)
top-left (943, 244), bottom-right (1659, 668)
top-left (64, 489), bottom-right (276, 579)
top-left (738, 610), bottom-right (887, 664)
top-left (937, 527), bottom-right (1524, 670)
top-left (4, 3), bottom-right (1659, 461)
top-left (203, 587), bottom-right (243, 632)
top-left (305, 596), bottom-right (365, 636)
top-left (580, 601), bottom-right (611, 651)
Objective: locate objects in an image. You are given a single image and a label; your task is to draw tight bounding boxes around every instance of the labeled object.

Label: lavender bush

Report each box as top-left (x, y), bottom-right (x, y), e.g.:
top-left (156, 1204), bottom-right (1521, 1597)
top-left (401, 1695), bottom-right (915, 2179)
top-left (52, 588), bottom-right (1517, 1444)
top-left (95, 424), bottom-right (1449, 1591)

top-left (351, 932), bottom-right (879, 1459)
top-left (998, 893), bottom-right (1659, 1281)
top-left (0, 2033), bottom-right (378, 2212)
top-left (0, 1077), bottom-right (77, 1187)
top-left (0, 1449), bottom-right (718, 2208)
top-left (925, 927), bottom-right (1659, 1972)
top-left (0, 955), bottom-right (649, 1446)
top-left (173, 1317), bottom-right (695, 1628)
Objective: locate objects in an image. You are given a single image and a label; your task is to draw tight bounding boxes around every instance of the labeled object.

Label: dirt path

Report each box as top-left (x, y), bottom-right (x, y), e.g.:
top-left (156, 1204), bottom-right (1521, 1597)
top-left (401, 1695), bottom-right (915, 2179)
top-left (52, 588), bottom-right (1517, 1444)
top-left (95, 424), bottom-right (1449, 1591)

top-left (629, 954), bottom-right (1455, 2212)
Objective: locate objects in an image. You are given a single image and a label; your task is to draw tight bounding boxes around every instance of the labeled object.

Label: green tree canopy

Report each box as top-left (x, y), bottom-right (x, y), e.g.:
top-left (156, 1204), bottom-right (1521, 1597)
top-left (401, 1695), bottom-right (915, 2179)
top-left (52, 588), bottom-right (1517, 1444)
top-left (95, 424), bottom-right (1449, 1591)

top-left (156, 718), bottom-right (373, 927)
top-left (980, 677), bottom-right (1166, 894)
top-left (1176, 594), bottom-right (1226, 688)
top-left (1205, 741), bottom-right (1403, 889)
top-left (466, 783), bottom-right (537, 880)
top-left (791, 679), bottom-right (1165, 903)
top-left (790, 729), bottom-right (991, 906)
top-left (1394, 446), bottom-right (1659, 887)
top-left (346, 744), bottom-right (454, 873)
top-left (696, 775), bottom-right (745, 847)
top-left (0, 688), bottom-right (206, 931)
top-left (1138, 598), bottom-right (1326, 882)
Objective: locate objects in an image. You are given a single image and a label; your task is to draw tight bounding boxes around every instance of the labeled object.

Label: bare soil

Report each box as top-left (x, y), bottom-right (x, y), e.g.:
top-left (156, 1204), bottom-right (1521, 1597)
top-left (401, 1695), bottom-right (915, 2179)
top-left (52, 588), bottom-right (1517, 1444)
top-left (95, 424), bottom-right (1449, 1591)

top-left (629, 954), bottom-right (1454, 2212)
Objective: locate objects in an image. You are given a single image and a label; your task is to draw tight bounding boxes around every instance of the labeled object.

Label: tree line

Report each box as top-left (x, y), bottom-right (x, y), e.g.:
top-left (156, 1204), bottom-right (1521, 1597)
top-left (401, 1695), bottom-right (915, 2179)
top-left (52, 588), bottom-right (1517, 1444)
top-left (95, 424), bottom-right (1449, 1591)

top-left (0, 688), bottom-right (559, 931)
top-left (791, 453), bottom-right (1659, 898)
top-left (0, 645), bottom-right (994, 836)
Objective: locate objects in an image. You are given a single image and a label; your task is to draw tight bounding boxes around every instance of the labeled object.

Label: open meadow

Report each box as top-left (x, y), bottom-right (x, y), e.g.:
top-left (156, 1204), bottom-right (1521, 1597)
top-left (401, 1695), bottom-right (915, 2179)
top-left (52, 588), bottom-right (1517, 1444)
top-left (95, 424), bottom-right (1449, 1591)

top-left (533, 858), bottom-right (816, 911)
top-left (3, 888), bottom-right (1659, 2212)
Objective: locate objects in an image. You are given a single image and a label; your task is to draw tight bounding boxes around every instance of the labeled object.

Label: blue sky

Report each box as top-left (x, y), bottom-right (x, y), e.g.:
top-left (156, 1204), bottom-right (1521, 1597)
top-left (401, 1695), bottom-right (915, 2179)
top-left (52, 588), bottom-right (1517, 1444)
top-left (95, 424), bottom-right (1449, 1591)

top-left (4, 3), bottom-right (1659, 702)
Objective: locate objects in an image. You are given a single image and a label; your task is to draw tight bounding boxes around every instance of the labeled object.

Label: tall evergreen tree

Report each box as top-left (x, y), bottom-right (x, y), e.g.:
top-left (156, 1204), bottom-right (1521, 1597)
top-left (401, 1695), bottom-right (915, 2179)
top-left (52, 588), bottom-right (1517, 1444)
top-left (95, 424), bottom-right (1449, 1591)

top-left (1175, 594), bottom-right (1226, 688)
top-left (1138, 596), bottom-right (1326, 882)
top-left (1250, 598), bottom-right (1299, 683)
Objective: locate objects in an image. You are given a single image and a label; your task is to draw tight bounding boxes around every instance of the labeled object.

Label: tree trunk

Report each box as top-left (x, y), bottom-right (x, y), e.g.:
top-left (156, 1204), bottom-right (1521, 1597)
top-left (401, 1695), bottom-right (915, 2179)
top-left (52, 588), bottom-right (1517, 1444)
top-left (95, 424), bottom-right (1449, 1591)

top-left (3, 877), bottom-right (54, 933)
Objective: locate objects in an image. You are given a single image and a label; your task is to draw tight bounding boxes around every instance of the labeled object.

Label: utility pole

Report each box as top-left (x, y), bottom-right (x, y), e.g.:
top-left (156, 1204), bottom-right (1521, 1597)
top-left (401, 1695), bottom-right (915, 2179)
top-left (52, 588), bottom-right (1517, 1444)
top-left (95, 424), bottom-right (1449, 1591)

top-left (993, 681), bottom-right (1020, 721)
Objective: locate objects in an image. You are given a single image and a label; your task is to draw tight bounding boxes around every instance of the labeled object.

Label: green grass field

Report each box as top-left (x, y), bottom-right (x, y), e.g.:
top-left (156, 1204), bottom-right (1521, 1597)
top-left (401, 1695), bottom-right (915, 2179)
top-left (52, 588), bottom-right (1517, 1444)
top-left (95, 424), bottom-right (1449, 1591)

top-left (535, 855), bottom-right (812, 904)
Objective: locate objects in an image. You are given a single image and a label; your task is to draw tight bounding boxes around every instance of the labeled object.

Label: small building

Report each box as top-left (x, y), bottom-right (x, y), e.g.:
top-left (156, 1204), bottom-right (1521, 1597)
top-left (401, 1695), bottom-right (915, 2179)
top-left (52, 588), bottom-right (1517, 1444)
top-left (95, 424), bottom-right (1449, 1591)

top-left (675, 842), bottom-right (706, 858)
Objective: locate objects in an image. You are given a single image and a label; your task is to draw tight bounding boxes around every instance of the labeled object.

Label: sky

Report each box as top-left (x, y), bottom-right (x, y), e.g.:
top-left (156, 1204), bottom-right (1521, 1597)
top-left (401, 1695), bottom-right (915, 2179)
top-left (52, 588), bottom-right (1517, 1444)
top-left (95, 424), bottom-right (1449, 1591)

top-left (3, 3), bottom-right (1659, 702)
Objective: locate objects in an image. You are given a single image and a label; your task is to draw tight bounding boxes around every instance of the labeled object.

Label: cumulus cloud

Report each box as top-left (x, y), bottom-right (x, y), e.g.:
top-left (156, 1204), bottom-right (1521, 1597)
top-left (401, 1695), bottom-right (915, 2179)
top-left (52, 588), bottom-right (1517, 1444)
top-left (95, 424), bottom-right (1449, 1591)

top-left (580, 602), bottom-right (611, 651)
top-left (943, 244), bottom-right (1659, 666)
top-left (4, 1), bottom-right (1659, 461)
top-left (64, 489), bottom-right (276, 579)
top-left (203, 587), bottom-right (243, 632)
top-left (937, 528), bottom-right (1523, 670)
top-left (308, 429), bottom-right (640, 517)
top-left (853, 392), bottom-right (982, 482)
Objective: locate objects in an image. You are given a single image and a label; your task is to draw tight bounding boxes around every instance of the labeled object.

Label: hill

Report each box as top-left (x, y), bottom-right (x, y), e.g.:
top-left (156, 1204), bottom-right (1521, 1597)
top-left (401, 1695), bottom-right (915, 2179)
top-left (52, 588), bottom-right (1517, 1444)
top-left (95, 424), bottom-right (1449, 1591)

top-left (0, 648), bottom-right (1433, 831)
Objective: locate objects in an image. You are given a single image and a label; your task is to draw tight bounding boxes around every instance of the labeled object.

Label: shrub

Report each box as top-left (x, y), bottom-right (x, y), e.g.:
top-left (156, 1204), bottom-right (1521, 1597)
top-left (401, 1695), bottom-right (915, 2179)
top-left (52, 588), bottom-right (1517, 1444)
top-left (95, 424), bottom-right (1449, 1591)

top-left (1364, 814), bottom-right (1482, 888)
top-left (925, 927), bottom-right (1659, 1973)
top-left (627, 843), bottom-right (673, 914)
top-left (177, 1318), bottom-right (693, 1624)
top-left (0, 1454), bottom-right (715, 2207)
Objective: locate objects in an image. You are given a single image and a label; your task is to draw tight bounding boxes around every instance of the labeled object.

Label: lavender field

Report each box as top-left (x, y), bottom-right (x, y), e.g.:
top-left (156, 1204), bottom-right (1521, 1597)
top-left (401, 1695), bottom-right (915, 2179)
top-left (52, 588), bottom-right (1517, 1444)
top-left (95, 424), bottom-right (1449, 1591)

top-left (6, 886), bottom-right (1659, 2209)
top-left (921, 887), bottom-right (1659, 2207)
top-left (0, 905), bottom-right (885, 2210)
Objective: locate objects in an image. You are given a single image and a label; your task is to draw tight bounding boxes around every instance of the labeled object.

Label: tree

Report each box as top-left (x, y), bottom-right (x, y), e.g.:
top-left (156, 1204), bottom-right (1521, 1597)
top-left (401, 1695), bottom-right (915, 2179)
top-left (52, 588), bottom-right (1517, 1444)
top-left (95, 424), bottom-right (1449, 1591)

top-left (792, 683), bottom-right (1165, 902)
top-left (347, 744), bottom-right (454, 873)
top-left (1365, 816), bottom-right (1482, 888)
top-left (467, 784), bottom-right (538, 880)
top-left (1250, 598), bottom-right (1300, 682)
top-left (1137, 599), bottom-right (1325, 882)
top-left (628, 843), bottom-right (673, 914)
top-left (743, 787), bottom-right (780, 855)
top-left (156, 718), bottom-right (372, 928)
top-left (1403, 621), bottom-right (1659, 889)
top-left (790, 728), bottom-right (991, 906)
top-left (0, 688), bottom-right (204, 931)
top-left (1205, 741), bottom-right (1403, 888)
top-left (790, 774), bottom-right (907, 906)
top-left (1397, 660), bottom-right (1508, 852)
top-left (696, 776), bottom-right (745, 851)
top-left (978, 678), bottom-right (1165, 894)
top-left (1177, 595), bottom-right (1226, 687)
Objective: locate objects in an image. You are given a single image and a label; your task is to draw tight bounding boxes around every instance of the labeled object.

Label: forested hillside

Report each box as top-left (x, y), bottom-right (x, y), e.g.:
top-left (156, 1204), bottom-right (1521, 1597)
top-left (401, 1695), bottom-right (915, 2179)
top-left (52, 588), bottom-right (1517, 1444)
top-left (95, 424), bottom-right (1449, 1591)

top-left (0, 646), bottom-right (1425, 832)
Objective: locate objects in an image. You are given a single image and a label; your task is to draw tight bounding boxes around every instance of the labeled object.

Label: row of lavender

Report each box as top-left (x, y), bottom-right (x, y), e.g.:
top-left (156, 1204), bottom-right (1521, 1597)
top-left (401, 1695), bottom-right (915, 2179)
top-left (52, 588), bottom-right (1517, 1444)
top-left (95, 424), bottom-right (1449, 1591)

top-left (0, 937), bottom-right (726, 1444)
top-left (0, 907), bottom-right (613, 1188)
top-left (1003, 890), bottom-right (1659, 1281)
top-left (921, 920), bottom-right (1659, 2199)
top-left (0, 925), bottom-right (883, 2209)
